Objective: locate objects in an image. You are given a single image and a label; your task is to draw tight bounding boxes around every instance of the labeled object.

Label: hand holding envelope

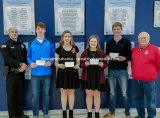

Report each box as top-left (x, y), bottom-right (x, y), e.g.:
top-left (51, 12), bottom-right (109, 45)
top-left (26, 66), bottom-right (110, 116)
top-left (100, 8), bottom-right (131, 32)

top-left (116, 56), bottom-right (126, 61)
top-left (36, 60), bottom-right (45, 65)
top-left (44, 61), bottom-right (52, 66)
top-left (109, 53), bottom-right (126, 61)
top-left (31, 63), bottom-right (37, 68)
top-left (85, 61), bottom-right (90, 66)
top-left (58, 64), bottom-right (65, 69)
top-left (73, 64), bottom-right (79, 69)
top-left (109, 53), bottom-right (119, 60)
top-left (65, 62), bottom-right (74, 67)
top-left (98, 62), bottom-right (103, 67)
top-left (89, 59), bottom-right (99, 65)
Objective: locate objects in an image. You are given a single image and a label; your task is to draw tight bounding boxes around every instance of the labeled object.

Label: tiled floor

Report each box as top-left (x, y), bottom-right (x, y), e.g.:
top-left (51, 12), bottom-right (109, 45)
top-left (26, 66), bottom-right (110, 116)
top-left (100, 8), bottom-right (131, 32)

top-left (0, 109), bottom-right (160, 118)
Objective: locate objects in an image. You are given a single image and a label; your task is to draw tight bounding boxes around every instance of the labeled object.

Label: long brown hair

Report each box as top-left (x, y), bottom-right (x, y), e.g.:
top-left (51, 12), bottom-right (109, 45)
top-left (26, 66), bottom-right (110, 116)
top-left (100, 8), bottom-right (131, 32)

top-left (86, 35), bottom-right (101, 50)
top-left (59, 30), bottom-right (75, 46)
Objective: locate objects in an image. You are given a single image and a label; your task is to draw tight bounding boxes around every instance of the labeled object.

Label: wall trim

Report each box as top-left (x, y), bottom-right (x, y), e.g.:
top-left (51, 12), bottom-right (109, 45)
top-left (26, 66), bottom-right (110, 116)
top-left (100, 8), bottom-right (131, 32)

top-left (0, 108), bottom-right (160, 117)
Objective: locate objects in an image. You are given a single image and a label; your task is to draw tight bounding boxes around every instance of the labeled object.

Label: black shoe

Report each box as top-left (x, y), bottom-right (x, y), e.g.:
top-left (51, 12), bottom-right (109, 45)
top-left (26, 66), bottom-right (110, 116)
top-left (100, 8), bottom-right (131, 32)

top-left (134, 116), bottom-right (142, 118)
top-left (9, 116), bottom-right (19, 118)
top-left (95, 112), bottom-right (99, 118)
top-left (63, 110), bottom-right (67, 118)
top-left (18, 114), bottom-right (29, 118)
top-left (69, 110), bottom-right (73, 118)
top-left (87, 112), bottom-right (92, 118)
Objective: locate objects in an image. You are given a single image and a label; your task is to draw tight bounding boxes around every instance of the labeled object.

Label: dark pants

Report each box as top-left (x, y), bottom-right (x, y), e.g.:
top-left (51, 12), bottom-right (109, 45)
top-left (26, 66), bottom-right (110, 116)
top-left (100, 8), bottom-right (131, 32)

top-left (6, 72), bottom-right (25, 118)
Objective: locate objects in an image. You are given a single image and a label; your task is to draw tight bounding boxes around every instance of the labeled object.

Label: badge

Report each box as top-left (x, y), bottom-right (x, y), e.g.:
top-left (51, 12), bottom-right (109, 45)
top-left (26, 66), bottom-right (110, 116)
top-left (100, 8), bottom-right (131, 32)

top-left (144, 50), bottom-right (149, 55)
top-left (1, 44), bottom-right (7, 48)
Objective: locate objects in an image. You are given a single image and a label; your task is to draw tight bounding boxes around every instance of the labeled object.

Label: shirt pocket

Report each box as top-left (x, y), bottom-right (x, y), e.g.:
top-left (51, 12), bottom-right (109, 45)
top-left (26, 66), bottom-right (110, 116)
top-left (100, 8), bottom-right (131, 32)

top-left (10, 47), bottom-right (18, 57)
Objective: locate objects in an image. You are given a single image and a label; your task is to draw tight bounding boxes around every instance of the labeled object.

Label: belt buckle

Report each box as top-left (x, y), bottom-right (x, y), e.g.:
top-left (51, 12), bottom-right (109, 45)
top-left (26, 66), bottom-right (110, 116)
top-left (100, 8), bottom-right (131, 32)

top-left (10, 68), bottom-right (15, 72)
top-left (14, 68), bottom-right (19, 74)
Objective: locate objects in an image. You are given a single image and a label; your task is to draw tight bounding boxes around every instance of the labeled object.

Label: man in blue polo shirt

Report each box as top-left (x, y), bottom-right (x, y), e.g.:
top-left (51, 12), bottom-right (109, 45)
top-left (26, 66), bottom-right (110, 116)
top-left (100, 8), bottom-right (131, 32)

top-left (27, 22), bottom-right (54, 118)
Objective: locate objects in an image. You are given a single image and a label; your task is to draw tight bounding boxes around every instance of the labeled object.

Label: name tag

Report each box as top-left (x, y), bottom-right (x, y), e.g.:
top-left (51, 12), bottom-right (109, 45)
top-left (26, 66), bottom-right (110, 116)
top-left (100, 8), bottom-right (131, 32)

top-left (36, 60), bottom-right (45, 65)
top-left (65, 62), bottom-right (74, 67)
top-left (90, 59), bottom-right (99, 65)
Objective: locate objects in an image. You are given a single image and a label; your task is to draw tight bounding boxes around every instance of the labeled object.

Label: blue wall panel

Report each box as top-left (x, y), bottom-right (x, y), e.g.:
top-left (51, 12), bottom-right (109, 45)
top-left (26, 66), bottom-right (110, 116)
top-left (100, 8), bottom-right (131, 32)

top-left (0, 0), bottom-right (160, 111)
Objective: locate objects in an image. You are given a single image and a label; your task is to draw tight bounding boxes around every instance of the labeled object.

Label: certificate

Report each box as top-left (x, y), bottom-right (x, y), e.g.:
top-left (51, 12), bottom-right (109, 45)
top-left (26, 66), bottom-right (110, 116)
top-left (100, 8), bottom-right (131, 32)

top-left (54, 0), bottom-right (85, 35)
top-left (109, 53), bottom-right (119, 59)
top-left (154, 1), bottom-right (160, 27)
top-left (104, 0), bottom-right (136, 35)
top-left (65, 62), bottom-right (74, 67)
top-left (3, 0), bottom-right (35, 35)
top-left (36, 60), bottom-right (45, 66)
top-left (90, 59), bottom-right (99, 65)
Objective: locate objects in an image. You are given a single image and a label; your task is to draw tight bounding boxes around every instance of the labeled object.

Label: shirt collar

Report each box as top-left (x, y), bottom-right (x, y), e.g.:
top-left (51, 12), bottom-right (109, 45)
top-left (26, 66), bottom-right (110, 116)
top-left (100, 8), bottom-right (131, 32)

top-left (34, 37), bottom-right (46, 43)
top-left (139, 43), bottom-right (150, 50)
top-left (9, 38), bottom-right (21, 44)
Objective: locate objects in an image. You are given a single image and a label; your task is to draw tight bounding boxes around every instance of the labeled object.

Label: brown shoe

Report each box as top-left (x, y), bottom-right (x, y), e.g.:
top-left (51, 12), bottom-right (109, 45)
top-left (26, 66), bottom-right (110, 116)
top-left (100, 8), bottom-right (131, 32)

top-left (126, 115), bottom-right (131, 118)
top-left (103, 112), bottom-right (115, 118)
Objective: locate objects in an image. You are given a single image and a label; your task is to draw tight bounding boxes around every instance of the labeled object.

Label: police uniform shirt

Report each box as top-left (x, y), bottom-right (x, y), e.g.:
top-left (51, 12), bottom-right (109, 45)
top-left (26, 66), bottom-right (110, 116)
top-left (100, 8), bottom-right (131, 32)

top-left (1, 39), bottom-right (27, 68)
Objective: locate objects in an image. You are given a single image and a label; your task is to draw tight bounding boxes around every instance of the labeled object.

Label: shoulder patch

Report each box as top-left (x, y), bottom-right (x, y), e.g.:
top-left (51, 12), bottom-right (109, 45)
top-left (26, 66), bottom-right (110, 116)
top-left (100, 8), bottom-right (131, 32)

top-left (1, 44), bottom-right (7, 48)
top-left (21, 44), bottom-right (24, 49)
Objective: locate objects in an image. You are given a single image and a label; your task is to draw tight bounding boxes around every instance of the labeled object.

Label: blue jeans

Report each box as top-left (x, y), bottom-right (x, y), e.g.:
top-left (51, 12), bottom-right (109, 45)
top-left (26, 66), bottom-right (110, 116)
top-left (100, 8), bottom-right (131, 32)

top-left (133, 80), bottom-right (156, 118)
top-left (108, 69), bottom-right (130, 115)
top-left (31, 75), bottom-right (51, 116)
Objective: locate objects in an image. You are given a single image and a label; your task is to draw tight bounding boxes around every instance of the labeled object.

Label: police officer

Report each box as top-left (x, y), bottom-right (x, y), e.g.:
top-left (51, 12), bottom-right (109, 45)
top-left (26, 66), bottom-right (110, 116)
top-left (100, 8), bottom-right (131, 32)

top-left (1, 27), bottom-right (29, 118)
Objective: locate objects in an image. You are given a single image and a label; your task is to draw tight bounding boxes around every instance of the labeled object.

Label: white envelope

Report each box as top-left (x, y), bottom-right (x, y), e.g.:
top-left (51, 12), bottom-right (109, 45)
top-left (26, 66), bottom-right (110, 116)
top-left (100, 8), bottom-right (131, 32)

top-left (65, 62), bottom-right (74, 67)
top-left (36, 60), bottom-right (45, 65)
top-left (109, 53), bottom-right (119, 59)
top-left (90, 59), bottom-right (99, 65)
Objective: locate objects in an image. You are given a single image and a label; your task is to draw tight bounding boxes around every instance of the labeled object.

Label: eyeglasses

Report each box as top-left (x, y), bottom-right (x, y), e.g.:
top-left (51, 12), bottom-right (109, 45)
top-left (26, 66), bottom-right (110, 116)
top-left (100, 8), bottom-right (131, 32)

top-left (139, 37), bottom-right (148, 40)
top-left (10, 31), bottom-right (17, 34)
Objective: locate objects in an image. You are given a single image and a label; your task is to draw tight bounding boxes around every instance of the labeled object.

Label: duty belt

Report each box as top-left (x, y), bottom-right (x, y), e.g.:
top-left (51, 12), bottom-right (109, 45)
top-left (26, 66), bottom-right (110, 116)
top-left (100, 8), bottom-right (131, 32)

top-left (8, 68), bottom-right (19, 74)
